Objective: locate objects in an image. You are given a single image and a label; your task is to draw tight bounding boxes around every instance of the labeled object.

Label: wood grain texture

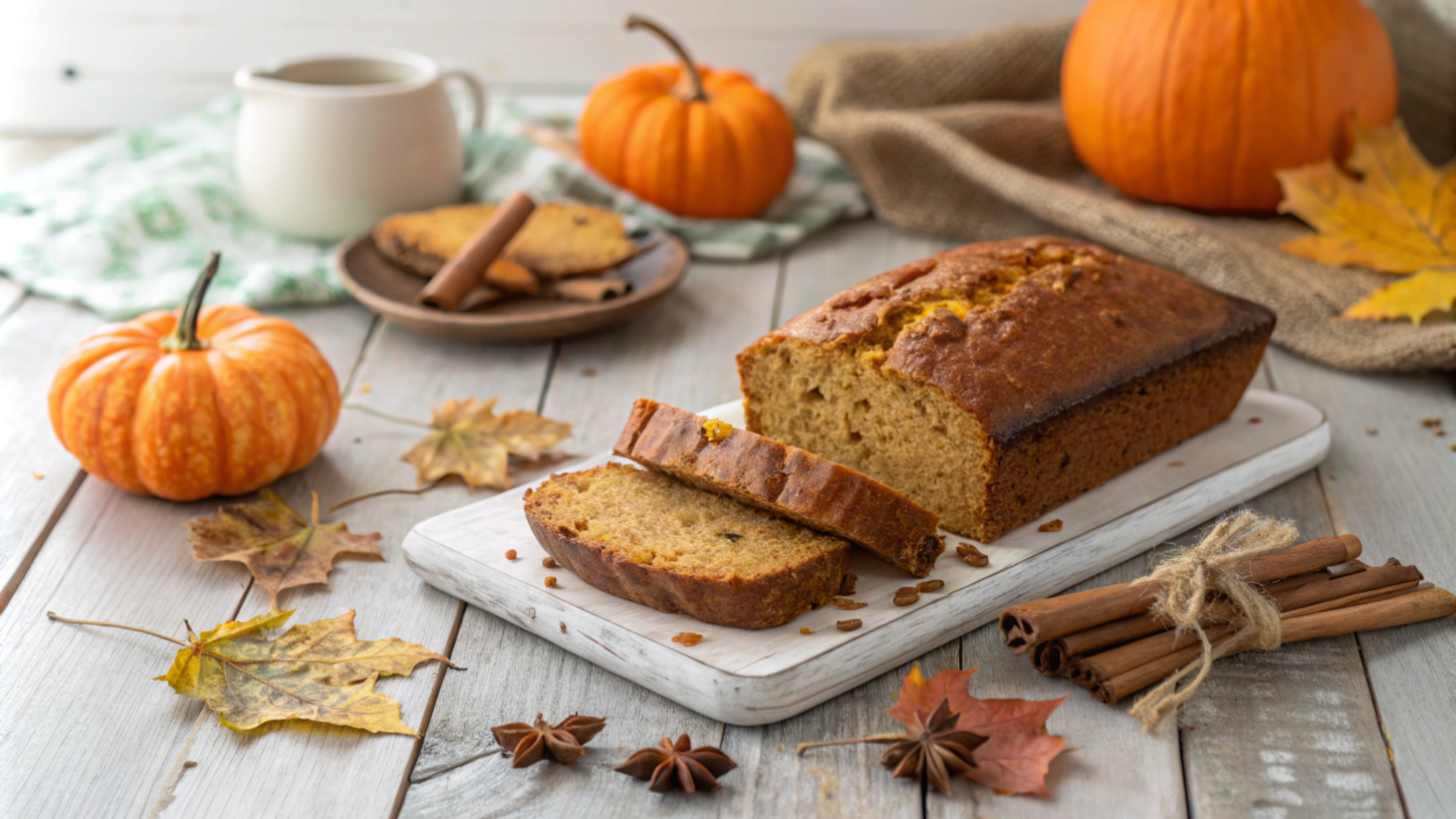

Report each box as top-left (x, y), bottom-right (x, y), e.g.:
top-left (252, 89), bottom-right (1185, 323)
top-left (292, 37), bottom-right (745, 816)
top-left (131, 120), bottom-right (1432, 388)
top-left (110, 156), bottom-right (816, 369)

top-left (0, 296), bottom-right (102, 611)
top-left (0, 305), bottom-right (375, 819)
top-left (935, 552), bottom-right (1187, 818)
top-left (1176, 471), bottom-right (1402, 819)
top-left (718, 643), bottom-right (959, 819)
top-left (154, 319), bottom-right (554, 817)
top-left (1265, 346), bottom-right (1456, 818)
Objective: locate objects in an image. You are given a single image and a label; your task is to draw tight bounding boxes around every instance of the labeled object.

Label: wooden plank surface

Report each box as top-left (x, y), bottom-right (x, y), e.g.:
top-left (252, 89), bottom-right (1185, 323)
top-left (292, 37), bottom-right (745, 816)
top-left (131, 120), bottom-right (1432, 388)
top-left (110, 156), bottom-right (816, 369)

top-left (1176, 471), bottom-right (1402, 819)
top-left (0, 128), bottom-right (1449, 818)
top-left (935, 554), bottom-right (1187, 818)
top-left (0, 305), bottom-right (375, 818)
top-left (1264, 347), bottom-right (1456, 818)
top-left (156, 319), bottom-right (555, 817)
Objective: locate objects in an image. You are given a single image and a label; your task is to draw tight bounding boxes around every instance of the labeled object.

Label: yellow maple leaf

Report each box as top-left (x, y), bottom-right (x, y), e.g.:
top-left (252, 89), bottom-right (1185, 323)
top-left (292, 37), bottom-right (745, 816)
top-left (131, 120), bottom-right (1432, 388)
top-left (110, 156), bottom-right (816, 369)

top-left (157, 609), bottom-right (453, 734)
top-left (1277, 119), bottom-right (1456, 274)
top-left (188, 490), bottom-right (383, 609)
top-left (48, 608), bottom-right (456, 735)
top-left (1342, 269), bottom-right (1456, 325)
top-left (403, 397), bottom-right (571, 489)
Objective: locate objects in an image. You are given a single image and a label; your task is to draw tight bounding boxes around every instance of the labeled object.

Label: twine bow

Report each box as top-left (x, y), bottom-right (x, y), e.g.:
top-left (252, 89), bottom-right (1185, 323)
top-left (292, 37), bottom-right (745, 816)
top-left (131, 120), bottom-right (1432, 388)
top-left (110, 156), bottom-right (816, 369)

top-left (1128, 511), bottom-right (1299, 730)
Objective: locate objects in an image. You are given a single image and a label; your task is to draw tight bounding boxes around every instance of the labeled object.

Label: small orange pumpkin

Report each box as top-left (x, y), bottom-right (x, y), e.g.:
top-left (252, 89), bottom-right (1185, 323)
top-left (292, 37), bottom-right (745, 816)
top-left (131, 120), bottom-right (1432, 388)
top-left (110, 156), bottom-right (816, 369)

top-left (579, 14), bottom-right (796, 219)
top-left (48, 254), bottom-right (340, 501)
top-left (1061, 0), bottom-right (1398, 212)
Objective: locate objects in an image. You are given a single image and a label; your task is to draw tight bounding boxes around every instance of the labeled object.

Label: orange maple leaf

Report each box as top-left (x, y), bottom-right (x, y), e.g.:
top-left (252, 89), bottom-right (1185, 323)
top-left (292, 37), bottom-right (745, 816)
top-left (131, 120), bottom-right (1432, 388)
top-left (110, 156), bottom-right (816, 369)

top-left (886, 665), bottom-right (1068, 797)
top-left (1276, 119), bottom-right (1456, 324)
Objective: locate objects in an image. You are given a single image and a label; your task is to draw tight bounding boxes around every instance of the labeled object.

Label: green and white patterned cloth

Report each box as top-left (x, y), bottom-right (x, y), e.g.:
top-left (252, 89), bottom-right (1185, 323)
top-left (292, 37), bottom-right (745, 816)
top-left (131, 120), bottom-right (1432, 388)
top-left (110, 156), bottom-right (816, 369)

top-left (0, 96), bottom-right (868, 320)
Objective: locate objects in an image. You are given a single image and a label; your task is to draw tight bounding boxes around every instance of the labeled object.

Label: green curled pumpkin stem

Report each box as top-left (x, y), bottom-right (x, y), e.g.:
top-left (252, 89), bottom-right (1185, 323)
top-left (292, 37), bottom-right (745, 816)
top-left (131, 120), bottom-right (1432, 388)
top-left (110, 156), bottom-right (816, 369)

top-left (625, 13), bottom-right (708, 103)
top-left (163, 251), bottom-right (221, 352)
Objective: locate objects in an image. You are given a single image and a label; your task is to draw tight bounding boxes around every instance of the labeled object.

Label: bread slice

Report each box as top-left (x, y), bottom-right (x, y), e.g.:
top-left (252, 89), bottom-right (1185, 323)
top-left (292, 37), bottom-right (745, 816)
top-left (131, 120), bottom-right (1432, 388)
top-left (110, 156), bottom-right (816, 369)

top-left (613, 399), bottom-right (943, 576)
top-left (524, 463), bottom-right (850, 629)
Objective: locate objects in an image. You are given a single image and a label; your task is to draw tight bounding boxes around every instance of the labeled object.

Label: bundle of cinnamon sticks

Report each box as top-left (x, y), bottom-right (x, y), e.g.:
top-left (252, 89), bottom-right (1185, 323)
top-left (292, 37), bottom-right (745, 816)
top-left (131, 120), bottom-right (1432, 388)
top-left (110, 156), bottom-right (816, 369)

top-left (1000, 534), bottom-right (1456, 706)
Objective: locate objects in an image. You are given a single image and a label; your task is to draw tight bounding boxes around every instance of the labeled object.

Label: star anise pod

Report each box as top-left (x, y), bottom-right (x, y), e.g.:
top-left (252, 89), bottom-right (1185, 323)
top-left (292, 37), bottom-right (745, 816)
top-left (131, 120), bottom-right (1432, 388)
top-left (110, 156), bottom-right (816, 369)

top-left (615, 733), bottom-right (737, 793)
top-left (881, 697), bottom-right (986, 794)
top-left (490, 713), bottom-right (606, 768)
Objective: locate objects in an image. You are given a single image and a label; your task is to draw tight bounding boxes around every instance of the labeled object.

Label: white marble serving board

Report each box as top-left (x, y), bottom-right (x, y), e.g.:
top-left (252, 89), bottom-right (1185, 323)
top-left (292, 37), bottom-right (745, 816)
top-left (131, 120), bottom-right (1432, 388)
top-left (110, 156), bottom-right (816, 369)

top-left (403, 388), bottom-right (1328, 725)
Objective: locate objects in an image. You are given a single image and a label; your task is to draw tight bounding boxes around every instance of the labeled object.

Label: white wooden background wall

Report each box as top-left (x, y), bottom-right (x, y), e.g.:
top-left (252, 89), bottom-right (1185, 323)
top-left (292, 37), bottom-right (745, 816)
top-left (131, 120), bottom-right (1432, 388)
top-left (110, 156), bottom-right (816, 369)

top-left (0, 0), bottom-right (1092, 132)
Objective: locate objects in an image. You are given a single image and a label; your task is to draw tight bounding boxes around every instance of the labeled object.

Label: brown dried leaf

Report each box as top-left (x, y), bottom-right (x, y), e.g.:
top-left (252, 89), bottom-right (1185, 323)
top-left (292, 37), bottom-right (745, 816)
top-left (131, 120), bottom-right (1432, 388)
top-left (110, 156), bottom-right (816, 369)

top-left (403, 397), bottom-right (572, 490)
top-left (189, 489), bottom-right (383, 608)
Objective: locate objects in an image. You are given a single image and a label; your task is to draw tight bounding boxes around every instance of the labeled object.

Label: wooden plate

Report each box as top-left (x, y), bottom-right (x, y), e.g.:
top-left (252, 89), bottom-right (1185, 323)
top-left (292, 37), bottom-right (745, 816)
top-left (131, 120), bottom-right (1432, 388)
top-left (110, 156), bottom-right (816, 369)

top-left (335, 229), bottom-right (689, 343)
top-left (403, 389), bottom-right (1330, 725)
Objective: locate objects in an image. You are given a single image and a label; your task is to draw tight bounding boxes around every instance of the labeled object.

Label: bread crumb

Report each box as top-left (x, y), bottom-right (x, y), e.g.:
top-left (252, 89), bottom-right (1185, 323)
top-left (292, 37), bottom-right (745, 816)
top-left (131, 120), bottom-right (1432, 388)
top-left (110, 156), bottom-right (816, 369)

top-left (836, 619), bottom-right (862, 631)
top-left (559, 622), bottom-right (567, 633)
top-left (916, 579), bottom-right (944, 593)
top-left (31, 471), bottom-right (43, 480)
top-left (542, 556), bottom-right (559, 568)
top-left (839, 572), bottom-right (858, 595)
top-left (580, 368), bottom-right (597, 377)
top-left (182, 760), bottom-right (197, 769)
top-left (544, 576), bottom-right (558, 588)
top-left (1038, 519), bottom-right (1063, 533)
top-left (1421, 417), bottom-right (1441, 427)
top-left (959, 542), bottom-right (989, 567)
top-left (358, 383), bottom-right (372, 393)
top-left (1366, 427), bottom-right (1378, 436)
top-left (832, 597), bottom-right (867, 610)
top-left (672, 632), bottom-right (704, 646)
top-left (800, 627), bottom-right (812, 635)
top-left (1168, 461), bottom-right (1184, 467)
top-left (505, 549), bottom-right (517, 560)
top-left (1248, 417), bottom-right (1262, 424)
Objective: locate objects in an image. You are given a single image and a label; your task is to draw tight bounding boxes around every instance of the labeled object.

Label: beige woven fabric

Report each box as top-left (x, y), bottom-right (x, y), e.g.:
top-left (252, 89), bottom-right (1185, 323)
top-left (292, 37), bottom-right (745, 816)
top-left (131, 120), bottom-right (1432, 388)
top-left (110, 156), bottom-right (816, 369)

top-left (787, 6), bottom-right (1456, 372)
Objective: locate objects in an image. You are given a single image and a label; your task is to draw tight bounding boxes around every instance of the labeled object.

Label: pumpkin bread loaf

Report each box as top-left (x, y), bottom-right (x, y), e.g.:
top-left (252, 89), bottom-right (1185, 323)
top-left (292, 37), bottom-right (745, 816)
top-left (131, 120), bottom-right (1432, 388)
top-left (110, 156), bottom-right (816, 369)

top-left (613, 398), bottom-right (943, 576)
top-left (524, 463), bottom-right (850, 629)
top-left (737, 236), bottom-right (1274, 543)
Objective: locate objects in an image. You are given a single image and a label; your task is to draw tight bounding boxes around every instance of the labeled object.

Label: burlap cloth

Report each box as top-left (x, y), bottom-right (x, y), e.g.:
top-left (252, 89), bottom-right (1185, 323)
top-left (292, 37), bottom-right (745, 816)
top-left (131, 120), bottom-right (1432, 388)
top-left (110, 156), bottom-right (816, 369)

top-left (787, 0), bottom-right (1456, 372)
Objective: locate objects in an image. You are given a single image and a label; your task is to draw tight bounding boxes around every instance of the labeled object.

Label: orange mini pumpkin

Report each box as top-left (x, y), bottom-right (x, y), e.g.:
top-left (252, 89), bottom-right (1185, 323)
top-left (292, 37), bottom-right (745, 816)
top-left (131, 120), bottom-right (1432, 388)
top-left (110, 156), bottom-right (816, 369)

top-left (1061, 0), bottom-right (1398, 212)
top-left (48, 254), bottom-right (340, 501)
top-left (579, 15), bottom-right (796, 219)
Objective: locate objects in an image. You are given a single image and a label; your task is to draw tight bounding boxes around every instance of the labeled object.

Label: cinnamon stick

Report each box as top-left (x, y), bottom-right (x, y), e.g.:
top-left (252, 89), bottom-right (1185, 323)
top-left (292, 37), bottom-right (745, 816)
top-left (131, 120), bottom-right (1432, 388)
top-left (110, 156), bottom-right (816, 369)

top-left (1001, 535), bottom-right (1361, 652)
top-left (1088, 584), bottom-right (1452, 704)
top-left (1032, 557), bottom-right (1421, 675)
top-left (416, 192), bottom-right (536, 310)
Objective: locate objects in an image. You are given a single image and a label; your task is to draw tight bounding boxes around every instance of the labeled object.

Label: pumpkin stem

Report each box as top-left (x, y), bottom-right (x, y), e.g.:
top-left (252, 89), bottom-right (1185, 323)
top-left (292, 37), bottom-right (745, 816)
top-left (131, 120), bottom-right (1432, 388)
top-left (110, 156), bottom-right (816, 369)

top-left (625, 14), bottom-right (708, 103)
top-left (164, 251), bottom-right (221, 352)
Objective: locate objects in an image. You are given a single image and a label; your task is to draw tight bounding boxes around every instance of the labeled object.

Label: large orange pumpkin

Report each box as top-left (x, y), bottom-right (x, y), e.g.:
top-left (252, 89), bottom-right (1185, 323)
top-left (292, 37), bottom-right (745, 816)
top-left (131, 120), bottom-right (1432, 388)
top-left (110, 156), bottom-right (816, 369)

top-left (1061, 0), bottom-right (1398, 212)
top-left (579, 15), bottom-right (796, 219)
top-left (48, 254), bottom-right (340, 501)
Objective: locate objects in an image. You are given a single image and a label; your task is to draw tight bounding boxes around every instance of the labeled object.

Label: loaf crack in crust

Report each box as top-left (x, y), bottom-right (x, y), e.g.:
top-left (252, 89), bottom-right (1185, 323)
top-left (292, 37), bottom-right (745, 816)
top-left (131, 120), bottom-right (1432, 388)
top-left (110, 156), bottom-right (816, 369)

top-left (737, 236), bottom-right (1275, 543)
top-left (524, 463), bottom-right (850, 629)
top-left (613, 398), bottom-right (944, 576)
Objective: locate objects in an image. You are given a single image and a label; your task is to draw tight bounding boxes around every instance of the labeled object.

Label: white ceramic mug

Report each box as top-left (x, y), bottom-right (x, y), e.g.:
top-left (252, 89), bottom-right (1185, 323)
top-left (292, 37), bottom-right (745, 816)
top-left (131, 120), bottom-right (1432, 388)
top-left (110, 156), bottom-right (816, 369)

top-left (234, 50), bottom-right (485, 241)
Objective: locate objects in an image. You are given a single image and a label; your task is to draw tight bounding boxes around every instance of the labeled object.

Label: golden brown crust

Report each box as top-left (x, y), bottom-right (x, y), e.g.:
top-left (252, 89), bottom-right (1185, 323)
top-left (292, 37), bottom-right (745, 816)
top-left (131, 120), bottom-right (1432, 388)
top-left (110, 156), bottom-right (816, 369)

top-left (371, 202), bottom-right (639, 280)
top-left (745, 236), bottom-right (1275, 444)
top-left (523, 471), bottom-right (850, 629)
top-left (736, 236), bottom-right (1275, 542)
top-left (613, 399), bottom-right (943, 576)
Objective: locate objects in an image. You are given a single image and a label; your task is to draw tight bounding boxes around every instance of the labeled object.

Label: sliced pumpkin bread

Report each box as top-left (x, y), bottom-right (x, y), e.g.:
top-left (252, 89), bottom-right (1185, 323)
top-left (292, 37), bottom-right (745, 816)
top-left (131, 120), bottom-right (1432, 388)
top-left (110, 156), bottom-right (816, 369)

top-left (613, 399), bottom-right (944, 576)
top-left (523, 463), bottom-right (850, 629)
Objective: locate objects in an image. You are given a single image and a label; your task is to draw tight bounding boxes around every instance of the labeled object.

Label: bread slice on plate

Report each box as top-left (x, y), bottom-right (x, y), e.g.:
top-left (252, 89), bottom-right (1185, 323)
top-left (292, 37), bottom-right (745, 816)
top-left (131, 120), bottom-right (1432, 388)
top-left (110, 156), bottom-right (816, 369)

top-left (613, 399), bottom-right (943, 577)
top-left (523, 463), bottom-right (850, 629)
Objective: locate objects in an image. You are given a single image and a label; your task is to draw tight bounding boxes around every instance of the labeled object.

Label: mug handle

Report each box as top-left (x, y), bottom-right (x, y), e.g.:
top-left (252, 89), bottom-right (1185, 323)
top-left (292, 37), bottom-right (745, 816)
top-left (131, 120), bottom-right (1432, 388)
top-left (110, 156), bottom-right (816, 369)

top-left (442, 70), bottom-right (487, 134)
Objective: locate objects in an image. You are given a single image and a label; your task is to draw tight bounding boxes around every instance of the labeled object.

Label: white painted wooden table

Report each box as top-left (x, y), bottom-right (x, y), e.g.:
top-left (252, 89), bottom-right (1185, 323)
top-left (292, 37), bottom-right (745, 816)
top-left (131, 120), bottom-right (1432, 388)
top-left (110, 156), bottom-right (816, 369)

top-left (0, 134), bottom-right (1451, 819)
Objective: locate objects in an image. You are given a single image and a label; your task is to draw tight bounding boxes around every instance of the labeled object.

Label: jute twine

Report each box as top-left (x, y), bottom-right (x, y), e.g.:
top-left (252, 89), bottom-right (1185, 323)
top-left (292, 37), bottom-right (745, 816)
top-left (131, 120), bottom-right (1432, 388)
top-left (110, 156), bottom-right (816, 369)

top-left (1128, 511), bottom-right (1299, 731)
